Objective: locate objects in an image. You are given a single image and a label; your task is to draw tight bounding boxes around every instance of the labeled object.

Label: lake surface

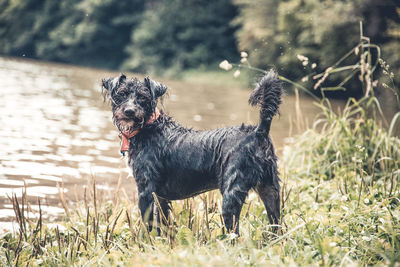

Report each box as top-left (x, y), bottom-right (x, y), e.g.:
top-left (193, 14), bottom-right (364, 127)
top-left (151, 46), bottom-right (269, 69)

top-left (0, 56), bottom-right (330, 228)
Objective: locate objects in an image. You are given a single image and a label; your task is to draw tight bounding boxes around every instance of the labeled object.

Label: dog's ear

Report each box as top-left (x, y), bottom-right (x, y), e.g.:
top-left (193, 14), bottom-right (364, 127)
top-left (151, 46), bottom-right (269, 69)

top-left (102, 74), bottom-right (126, 94)
top-left (144, 77), bottom-right (167, 99)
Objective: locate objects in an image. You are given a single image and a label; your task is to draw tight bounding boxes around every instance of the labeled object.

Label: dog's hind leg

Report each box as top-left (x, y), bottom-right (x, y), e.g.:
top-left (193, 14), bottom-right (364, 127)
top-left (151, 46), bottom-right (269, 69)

top-left (221, 174), bottom-right (251, 235)
top-left (222, 191), bottom-right (247, 235)
top-left (256, 182), bottom-right (280, 233)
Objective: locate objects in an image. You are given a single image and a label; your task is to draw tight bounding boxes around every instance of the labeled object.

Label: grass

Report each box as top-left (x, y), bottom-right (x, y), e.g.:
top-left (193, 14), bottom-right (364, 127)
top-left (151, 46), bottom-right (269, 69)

top-left (1, 30), bottom-right (400, 266)
top-left (280, 96), bottom-right (400, 266)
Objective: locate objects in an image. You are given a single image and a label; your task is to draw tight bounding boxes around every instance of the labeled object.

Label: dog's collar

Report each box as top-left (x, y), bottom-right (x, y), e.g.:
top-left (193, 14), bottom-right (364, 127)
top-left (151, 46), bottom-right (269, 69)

top-left (119, 108), bottom-right (160, 156)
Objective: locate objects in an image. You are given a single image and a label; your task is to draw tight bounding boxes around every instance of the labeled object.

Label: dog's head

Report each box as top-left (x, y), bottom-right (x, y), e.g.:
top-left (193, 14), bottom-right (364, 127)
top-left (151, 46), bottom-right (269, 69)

top-left (102, 74), bottom-right (167, 133)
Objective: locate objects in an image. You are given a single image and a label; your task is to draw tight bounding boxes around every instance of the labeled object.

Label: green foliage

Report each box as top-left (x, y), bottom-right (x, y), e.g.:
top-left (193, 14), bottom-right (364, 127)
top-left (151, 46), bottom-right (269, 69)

top-left (280, 94), bottom-right (400, 266)
top-left (122, 0), bottom-right (239, 76)
top-left (36, 0), bottom-right (145, 69)
top-left (0, 0), bottom-right (238, 72)
top-left (234, 0), bottom-right (400, 96)
top-left (0, 0), bottom-right (144, 69)
top-left (0, 0), bottom-right (64, 58)
top-left (1, 0), bottom-right (398, 82)
top-left (283, 96), bottom-right (400, 183)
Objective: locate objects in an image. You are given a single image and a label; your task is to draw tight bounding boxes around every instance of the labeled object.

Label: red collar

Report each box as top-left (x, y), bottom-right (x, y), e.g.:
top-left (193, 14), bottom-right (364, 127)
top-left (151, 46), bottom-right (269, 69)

top-left (118, 109), bottom-right (160, 155)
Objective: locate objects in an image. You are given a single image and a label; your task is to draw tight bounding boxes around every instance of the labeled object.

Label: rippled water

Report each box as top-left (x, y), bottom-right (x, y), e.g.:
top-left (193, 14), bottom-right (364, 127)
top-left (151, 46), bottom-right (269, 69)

top-left (0, 56), bottom-right (324, 228)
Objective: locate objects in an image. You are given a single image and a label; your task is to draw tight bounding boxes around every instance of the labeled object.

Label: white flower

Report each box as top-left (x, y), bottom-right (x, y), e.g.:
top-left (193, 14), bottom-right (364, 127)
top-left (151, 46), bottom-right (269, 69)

top-left (329, 242), bottom-right (337, 247)
top-left (311, 63), bottom-right (317, 69)
top-left (364, 198), bottom-right (370, 204)
top-left (233, 70), bottom-right (241, 78)
top-left (301, 76), bottom-right (309, 82)
top-left (240, 51), bottom-right (248, 58)
top-left (240, 57), bottom-right (247, 63)
top-left (219, 60), bottom-right (232, 71)
top-left (341, 195), bottom-right (348, 202)
top-left (302, 60), bottom-right (309, 66)
top-left (297, 54), bottom-right (309, 61)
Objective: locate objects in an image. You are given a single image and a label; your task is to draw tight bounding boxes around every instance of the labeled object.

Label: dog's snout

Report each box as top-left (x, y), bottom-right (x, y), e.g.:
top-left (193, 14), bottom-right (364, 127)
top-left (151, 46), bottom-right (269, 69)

top-left (124, 108), bottom-right (136, 117)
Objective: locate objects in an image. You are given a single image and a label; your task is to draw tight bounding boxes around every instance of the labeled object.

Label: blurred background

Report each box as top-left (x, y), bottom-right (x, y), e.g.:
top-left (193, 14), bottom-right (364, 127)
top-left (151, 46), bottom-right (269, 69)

top-left (0, 0), bottom-right (399, 226)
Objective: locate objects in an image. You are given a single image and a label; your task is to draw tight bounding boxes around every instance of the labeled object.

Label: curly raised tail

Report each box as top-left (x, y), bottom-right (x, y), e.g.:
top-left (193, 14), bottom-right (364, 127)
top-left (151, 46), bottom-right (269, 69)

top-left (248, 71), bottom-right (283, 135)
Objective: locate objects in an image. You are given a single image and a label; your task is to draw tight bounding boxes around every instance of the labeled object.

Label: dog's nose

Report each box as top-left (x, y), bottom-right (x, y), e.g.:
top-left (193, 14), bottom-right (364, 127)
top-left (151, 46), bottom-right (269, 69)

top-left (124, 108), bottom-right (136, 117)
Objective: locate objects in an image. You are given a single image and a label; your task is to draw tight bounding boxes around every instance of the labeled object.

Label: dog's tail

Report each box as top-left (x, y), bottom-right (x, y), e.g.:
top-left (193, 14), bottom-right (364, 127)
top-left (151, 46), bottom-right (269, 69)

top-left (248, 71), bottom-right (282, 135)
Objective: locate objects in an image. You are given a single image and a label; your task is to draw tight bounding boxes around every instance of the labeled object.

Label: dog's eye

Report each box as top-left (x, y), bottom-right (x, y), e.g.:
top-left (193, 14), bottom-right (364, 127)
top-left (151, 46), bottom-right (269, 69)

top-left (118, 92), bottom-right (129, 99)
top-left (137, 95), bottom-right (147, 102)
top-left (113, 92), bottom-right (129, 104)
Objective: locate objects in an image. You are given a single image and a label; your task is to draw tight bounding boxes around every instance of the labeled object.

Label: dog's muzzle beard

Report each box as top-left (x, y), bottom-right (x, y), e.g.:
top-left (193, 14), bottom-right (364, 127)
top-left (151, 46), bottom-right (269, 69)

top-left (117, 108), bottom-right (160, 156)
top-left (115, 119), bottom-right (133, 133)
top-left (113, 105), bottom-right (146, 133)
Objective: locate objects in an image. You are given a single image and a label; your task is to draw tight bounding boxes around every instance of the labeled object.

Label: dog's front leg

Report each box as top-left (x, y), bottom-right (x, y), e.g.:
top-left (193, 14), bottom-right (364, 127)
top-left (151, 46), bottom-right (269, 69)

top-left (154, 197), bottom-right (171, 235)
top-left (138, 189), bottom-right (155, 232)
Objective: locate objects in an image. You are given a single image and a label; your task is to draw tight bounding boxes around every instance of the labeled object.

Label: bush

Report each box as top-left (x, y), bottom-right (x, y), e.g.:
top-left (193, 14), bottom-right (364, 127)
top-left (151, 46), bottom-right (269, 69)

top-left (122, 0), bottom-right (239, 76)
top-left (234, 0), bottom-right (400, 97)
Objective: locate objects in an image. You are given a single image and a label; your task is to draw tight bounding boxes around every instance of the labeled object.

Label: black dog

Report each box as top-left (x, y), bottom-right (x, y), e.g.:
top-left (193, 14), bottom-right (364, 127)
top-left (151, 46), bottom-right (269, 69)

top-left (102, 71), bottom-right (282, 234)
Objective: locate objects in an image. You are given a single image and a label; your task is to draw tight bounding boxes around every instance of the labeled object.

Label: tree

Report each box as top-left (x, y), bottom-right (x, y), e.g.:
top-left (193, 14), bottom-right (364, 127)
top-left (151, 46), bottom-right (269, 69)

top-left (0, 0), bottom-right (65, 58)
top-left (122, 0), bottom-right (239, 76)
top-left (234, 0), bottom-right (400, 97)
top-left (36, 0), bottom-right (145, 69)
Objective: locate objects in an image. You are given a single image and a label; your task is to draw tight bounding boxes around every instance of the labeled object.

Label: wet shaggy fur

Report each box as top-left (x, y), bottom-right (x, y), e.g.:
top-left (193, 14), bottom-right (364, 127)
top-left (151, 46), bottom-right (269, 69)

top-left (102, 71), bottom-right (283, 234)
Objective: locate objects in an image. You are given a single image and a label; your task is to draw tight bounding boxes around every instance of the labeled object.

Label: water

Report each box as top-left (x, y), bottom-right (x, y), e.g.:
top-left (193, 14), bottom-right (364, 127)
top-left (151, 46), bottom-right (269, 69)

top-left (0, 56), bottom-right (326, 228)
